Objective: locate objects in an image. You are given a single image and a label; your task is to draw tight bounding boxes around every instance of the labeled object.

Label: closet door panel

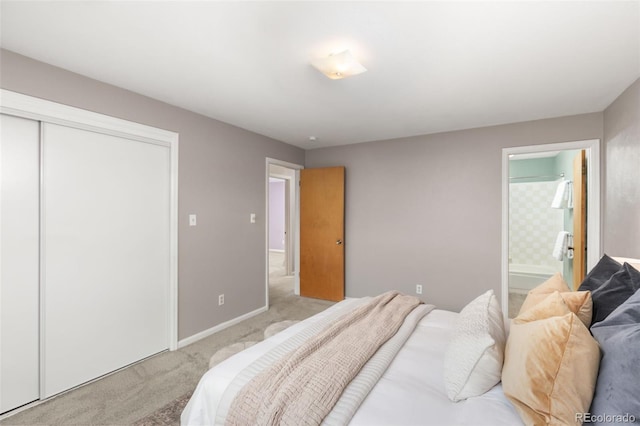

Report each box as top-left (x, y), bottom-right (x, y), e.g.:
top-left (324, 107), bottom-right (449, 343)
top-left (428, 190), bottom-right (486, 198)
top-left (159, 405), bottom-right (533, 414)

top-left (0, 115), bottom-right (40, 413)
top-left (42, 123), bottom-right (170, 398)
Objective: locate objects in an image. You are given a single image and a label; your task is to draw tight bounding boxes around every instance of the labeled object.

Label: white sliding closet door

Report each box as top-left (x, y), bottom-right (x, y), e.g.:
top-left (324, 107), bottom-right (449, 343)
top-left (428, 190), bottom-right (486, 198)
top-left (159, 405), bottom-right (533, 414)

top-left (0, 115), bottom-right (40, 413)
top-left (42, 123), bottom-right (170, 398)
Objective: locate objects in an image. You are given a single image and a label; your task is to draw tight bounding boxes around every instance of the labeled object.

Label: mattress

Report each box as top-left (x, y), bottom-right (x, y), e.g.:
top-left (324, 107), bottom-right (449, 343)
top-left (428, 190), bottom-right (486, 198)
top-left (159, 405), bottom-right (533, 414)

top-left (181, 299), bottom-right (522, 425)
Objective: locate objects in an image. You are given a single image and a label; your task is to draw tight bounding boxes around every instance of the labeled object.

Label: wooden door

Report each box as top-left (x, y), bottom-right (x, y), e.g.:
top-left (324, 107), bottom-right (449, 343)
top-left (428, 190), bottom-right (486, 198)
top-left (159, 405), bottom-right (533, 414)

top-left (572, 150), bottom-right (587, 290)
top-left (300, 167), bottom-right (345, 301)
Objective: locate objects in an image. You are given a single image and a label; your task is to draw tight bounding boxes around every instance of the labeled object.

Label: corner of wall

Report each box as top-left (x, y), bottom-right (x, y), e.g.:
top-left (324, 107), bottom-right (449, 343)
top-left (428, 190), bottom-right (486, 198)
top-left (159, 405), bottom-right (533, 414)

top-left (602, 78), bottom-right (640, 257)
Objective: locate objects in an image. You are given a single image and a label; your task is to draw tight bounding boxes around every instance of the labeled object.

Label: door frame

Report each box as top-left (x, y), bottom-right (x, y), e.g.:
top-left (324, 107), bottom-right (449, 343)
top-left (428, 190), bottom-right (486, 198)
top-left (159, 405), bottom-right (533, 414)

top-left (501, 139), bottom-right (601, 321)
top-left (0, 89), bottom-right (179, 352)
top-left (265, 158), bottom-right (303, 308)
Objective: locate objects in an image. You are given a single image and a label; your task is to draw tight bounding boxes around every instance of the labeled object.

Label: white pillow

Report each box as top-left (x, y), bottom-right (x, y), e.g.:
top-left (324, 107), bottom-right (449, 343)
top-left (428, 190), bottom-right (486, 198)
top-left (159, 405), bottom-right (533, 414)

top-left (443, 289), bottom-right (506, 402)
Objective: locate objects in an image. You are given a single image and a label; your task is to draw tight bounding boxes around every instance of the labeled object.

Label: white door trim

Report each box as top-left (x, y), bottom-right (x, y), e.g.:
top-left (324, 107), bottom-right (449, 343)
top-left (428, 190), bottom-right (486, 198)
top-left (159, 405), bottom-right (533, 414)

top-left (265, 158), bottom-right (303, 309)
top-left (0, 89), bottom-right (179, 352)
top-left (501, 139), bottom-right (601, 324)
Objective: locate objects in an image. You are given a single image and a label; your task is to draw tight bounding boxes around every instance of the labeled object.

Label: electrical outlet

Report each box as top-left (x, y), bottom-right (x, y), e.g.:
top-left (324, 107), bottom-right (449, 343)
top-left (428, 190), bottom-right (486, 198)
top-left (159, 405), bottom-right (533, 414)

top-left (218, 294), bottom-right (224, 306)
top-left (416, 284), bottom-right (423, 295)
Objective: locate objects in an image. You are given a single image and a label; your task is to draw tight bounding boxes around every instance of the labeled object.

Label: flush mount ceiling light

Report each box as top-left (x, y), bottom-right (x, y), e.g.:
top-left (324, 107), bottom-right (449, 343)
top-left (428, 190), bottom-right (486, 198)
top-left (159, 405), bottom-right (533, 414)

top-left (311, 49), bottom-right (367, 80)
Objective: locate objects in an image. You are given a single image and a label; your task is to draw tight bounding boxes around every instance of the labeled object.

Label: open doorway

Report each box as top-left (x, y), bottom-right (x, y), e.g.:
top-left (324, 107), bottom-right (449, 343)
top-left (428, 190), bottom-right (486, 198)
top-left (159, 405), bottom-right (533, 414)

top-left (269, 176), bottom-right (290, 301)
top-left (501, 139), bottom-right (601, 320)
top-left (266, 159), bottom-right (302, 308)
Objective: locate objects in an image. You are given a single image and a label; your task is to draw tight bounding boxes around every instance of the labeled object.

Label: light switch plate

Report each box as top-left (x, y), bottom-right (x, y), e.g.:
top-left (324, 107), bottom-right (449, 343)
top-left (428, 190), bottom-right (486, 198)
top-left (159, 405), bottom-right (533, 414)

top-left (250, 213), bottom-right (256, 224)
top-left (189, 214), bottom-right (197, 226)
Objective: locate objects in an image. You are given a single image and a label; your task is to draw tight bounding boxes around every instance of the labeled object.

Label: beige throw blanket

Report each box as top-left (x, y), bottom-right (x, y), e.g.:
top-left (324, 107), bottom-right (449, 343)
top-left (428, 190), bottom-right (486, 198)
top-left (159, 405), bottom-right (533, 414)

top-left (225, 291), bottom-right (422, 426)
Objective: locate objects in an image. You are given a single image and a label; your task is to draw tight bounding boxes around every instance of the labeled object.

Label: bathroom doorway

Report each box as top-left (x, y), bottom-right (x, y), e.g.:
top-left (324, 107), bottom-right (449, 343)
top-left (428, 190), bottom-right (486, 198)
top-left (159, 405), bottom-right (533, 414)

top-left (501, 140), bottom-right (601, 319)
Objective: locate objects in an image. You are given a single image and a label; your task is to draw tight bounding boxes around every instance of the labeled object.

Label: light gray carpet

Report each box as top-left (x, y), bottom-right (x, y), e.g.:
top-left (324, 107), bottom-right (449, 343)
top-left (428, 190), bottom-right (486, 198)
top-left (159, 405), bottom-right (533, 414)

top-left (132, 392), bottom-right (193, 426)
top-left (1, 252), bottom-right (333, 426)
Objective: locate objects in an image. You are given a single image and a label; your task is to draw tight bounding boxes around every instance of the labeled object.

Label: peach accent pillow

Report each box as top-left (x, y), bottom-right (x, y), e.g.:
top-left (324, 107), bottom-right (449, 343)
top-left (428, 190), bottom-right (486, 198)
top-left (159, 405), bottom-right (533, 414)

top-left (518, 273), bottom-right (592, 326)
top-left (503, 295), bottom-right (601, 426)
top-left (514, 291), bottom-right (569, 325)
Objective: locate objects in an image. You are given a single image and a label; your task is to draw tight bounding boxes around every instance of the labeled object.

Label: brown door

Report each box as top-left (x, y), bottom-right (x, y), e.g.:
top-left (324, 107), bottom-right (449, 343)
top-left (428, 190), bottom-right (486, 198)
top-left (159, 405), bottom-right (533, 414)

top-left (300, 166), bottom-right (345, 301)
top-left (572, 150), bottom-right (587, 290)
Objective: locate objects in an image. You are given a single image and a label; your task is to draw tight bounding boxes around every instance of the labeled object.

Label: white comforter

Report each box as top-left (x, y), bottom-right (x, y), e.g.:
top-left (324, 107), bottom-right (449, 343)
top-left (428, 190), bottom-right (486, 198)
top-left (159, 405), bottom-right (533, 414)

top-left (181, 299), bottom-right (522, 426)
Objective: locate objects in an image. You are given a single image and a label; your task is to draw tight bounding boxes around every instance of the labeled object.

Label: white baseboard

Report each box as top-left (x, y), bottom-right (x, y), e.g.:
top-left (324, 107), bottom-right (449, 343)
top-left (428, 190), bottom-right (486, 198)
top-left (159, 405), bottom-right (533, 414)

top-left (177, 305), bottom-right (268, 349)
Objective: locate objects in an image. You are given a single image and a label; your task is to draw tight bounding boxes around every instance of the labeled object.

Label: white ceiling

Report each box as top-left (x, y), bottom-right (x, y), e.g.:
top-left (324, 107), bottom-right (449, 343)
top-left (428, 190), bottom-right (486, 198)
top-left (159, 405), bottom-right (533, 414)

top-left (1, 1), bottom-right (639, 149)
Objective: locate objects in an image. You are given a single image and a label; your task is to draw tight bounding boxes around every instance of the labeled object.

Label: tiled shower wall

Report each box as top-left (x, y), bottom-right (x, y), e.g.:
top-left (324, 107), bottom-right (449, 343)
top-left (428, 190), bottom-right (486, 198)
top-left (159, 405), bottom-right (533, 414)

top-left (509, 181), bottom-right (564, 271)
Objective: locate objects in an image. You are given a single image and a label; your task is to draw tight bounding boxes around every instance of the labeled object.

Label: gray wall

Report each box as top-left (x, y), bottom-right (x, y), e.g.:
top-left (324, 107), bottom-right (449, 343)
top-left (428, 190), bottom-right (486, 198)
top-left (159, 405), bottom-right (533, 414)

top-left (2, 47), bottom-right (637, 337)
top-left (604, 78), bottom-right (640, 258)
top-left (306, 114), bottom-right (604, 311)
top-left (0, 49), bottom-right (305, 340)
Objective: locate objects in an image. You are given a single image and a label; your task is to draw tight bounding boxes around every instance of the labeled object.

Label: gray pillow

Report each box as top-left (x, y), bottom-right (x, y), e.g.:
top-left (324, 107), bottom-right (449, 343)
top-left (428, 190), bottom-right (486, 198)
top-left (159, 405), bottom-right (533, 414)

top-left (590, 288), bottom-right (640, 425)
top-left (578, 254), bottom-right (621, 292)
top-left (590, 263), bottom-right (640, 325)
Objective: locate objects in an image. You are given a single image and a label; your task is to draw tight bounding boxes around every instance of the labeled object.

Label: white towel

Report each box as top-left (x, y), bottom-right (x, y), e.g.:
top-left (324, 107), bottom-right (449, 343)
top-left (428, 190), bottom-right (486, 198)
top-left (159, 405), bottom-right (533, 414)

top-left (551, 180), bottom-right (573, 209)
top-left (552, 231), bottom-right (570, 261)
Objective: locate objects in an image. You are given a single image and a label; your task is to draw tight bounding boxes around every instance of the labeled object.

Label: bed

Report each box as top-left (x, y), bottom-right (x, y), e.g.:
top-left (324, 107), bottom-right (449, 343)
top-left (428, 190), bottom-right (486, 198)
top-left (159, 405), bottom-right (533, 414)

top-left (182, 255), bottom-right (640, 426)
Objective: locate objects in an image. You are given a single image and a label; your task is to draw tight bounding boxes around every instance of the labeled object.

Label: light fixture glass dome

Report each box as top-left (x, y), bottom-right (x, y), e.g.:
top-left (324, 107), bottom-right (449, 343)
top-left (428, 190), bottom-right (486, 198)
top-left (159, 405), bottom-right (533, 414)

top-left (311, 50), bottom-right (367, 80)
